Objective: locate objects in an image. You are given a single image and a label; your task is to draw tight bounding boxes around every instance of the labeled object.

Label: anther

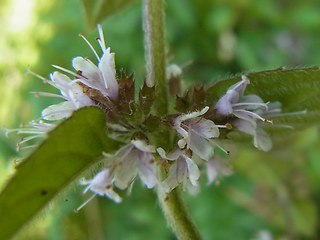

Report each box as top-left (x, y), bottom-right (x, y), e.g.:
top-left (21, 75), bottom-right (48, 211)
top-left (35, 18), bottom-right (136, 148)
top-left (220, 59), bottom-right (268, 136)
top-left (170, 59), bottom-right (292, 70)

top-left (225, 123), bottom-right (232, 130)
top-left (263, 119), bottom-right (273, 124)
top-left (161, 160), bottom-right (169, 167)
top-left (185, 149), bottom-right (192, 156)
top-left (79, 33), bottom-right (101, 61)
top-left (16, 143), bottom-right (21, 152)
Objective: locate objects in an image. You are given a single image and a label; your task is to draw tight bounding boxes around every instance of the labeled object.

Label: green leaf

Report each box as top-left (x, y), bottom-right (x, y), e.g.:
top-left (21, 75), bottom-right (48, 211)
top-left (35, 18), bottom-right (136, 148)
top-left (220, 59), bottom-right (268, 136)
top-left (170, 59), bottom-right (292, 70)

top-left (80, 0), bottom-right (137, 28)
top-left (0, 107), bottom-right (121, 240)
top-left (206, 67), bottom-right (320, 129)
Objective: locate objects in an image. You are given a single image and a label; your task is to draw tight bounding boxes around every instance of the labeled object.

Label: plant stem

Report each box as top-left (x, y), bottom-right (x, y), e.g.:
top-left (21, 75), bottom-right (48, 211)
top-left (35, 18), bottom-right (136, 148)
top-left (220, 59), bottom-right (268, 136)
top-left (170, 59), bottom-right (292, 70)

top-left (143, 1), bottom-right (200, 238)
top-left (157, 187), bottom-right (202, 240)
top-left (157, 167), bottom-right (202, 240)
top-left (143, 0), bottom-right (168, 115)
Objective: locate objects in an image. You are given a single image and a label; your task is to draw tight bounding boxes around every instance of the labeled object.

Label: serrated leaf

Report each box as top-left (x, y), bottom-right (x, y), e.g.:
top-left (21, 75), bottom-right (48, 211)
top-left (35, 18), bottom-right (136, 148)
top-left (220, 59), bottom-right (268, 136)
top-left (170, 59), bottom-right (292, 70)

top-left (0, 107), bottom-right (121, 240)
top-left (80, 0), bottom-right (137, 28)
top-left (206, 67), bottom-right (320, 129)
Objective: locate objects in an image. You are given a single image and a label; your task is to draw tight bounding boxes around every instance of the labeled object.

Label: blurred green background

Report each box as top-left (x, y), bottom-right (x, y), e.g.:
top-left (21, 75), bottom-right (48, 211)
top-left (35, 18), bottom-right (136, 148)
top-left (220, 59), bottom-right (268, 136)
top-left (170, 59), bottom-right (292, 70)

top-left (1, 0), bottom-right (320, 239)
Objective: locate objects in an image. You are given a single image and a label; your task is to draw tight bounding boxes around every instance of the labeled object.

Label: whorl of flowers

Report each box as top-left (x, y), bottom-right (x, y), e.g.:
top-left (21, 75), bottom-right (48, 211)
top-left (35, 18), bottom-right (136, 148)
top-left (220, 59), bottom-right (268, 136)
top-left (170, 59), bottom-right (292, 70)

top-left (7, 25), bottom-right (301, 210)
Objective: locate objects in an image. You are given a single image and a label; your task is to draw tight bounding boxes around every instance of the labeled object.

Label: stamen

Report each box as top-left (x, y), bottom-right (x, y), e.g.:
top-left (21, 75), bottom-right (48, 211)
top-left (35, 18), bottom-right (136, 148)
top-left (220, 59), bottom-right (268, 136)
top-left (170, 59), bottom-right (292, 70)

top-left (97, 24), bottom-right (106, 51)
top-left (232, 102), bottom-right (268, 109)
top-left (184, 148), bottom-right (192, 156)
top-left (26, 68), bottom-right (49, 83)
top-left (271, 124), bottom-right (294, 129)
top-left (214, 124), bottom-right (232, 129)
top-left (19, 145), bottom-right (38, 151)
top-left (19, 135), bottom-right (41, 145)
top-left (74, 194), bottom-right (97, 212)
top-left (209, 139), bottom-right (230, 155)
top-left (96, 38), bottom-right (105, 53)
top-left (234, 109), bottom-right (268, 123)
top-left (5, 128), bottom-right (46, 135)
top-left (51, 65), bottom-right (84, 79)
top-left (30, 92), bottom-right (68, 100)
top-left (263, 119), bottom-right (273, 125)
top-left (241, 75), bottom-right (250, 84)
top-left (79, 33), bottom-right (100, 61)
top-left (267, 109), bottom-right (308, 118)
top-left (16, 143), bottom-right (20, 152)
top-left (13, 158), bottom-right (23, 165)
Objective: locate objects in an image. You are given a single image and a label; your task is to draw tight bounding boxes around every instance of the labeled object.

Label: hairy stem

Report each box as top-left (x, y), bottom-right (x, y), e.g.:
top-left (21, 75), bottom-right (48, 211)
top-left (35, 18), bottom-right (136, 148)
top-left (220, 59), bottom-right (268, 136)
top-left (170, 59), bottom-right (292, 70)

top-left (157, 168), bottom-right (202, 240)
top-left (143, 0), bottom-right (168, 115)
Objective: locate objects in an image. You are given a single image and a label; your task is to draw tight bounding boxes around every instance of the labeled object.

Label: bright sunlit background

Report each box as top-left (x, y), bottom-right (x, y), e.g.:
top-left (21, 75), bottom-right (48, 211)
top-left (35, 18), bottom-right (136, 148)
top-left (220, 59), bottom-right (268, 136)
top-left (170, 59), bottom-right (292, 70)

top-left (1, 0), bottom-right (320, 239)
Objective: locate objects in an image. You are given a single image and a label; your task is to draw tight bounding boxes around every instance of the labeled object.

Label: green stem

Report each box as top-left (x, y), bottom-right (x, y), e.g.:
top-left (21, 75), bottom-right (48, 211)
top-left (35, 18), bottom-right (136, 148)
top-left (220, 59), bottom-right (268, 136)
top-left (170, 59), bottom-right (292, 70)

top-left (143, 0), bottom-right (168, 115)
top-left (157, 167), bottom-right (202, 240)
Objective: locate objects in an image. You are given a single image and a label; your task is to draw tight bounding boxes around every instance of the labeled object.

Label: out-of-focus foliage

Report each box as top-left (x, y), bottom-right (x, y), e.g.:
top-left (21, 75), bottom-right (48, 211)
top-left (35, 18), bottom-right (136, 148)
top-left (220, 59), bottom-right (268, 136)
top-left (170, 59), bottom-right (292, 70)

top-left (1, 0), bottom-right (320, 239)
top-left (80, 0), bottom-right (137, 28)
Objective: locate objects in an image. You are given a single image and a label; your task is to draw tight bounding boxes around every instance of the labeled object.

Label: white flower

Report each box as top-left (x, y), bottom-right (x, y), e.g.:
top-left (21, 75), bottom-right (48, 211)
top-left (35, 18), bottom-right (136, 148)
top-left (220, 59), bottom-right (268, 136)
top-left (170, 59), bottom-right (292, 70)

top-left (41, 71), bottom-right (94, 120)
top-left (206, 157), bottom-right (232, 185)
top-left (174, 106), bottom-right (230, 160)
top-left (81, 169), bottom-right (122, 203)
top-left (109, 139), bottom-right (158, 189)
top-left (157, 148), bottom-right (200, 193)
top-left (75, 169), bottom-right (122, 212)
top-left (72, 25), bottom-right (118, 100)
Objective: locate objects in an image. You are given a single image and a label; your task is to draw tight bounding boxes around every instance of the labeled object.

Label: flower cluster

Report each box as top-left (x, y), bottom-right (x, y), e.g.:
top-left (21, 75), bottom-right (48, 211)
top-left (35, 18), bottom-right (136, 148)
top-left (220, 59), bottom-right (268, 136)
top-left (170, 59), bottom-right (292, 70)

top-left (8, 25), bottom-right (297, 210)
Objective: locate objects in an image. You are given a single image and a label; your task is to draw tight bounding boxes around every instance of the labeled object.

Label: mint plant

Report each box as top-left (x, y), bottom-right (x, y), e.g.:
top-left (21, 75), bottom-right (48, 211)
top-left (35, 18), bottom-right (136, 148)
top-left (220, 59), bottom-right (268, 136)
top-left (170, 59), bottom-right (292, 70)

top-left (2, 1), bottom-right (320, 239)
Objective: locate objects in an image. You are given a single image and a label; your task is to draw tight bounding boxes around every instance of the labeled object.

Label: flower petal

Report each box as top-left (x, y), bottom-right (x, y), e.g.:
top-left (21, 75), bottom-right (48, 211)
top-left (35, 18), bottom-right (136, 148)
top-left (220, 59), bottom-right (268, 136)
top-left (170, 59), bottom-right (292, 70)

top-left (189, 118), bottom-right (219, 138)
top-left (161, 158), bottom-right (187, 192)
top-left (157, 148), bottom-right (182, 161)
top-left (188, 129), bottom-right (214, 160)
top-left (98, 48), bottom-right (118, 100)
top-left (184, 156), bottom-right (200, 186)
top-left (41, 101), bottom-right (75, 120)
top-left (254, 128), bottom-right (272, 151)
top-left (233, 119), bottom-right (256, 136)
top-left (132, 139), bottom-right (155, 153)
top-left (72, 56), bottom-right (106, 92)
top-left (138, 152), bottom-right (158, 188)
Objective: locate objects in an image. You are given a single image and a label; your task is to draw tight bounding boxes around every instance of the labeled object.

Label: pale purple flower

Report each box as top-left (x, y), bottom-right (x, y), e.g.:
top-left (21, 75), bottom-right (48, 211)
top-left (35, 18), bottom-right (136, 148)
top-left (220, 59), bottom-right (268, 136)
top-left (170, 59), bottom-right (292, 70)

top-left (81, 169), bottom-right (122, 202)
top-left (157, 148), bottom-right (200, 193)
top-left (75, 169), bottom-right (122, 212)
top-left (108, 139), bottom-right (158, 190)
top-left (174, 106), bottom-right (221, 160)
top-left (233, 118), bottom-right (272, 151)
top-left (206, 157), bottom-right (232, 185)
top-left (215, 75), bottom-right (270, 124)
